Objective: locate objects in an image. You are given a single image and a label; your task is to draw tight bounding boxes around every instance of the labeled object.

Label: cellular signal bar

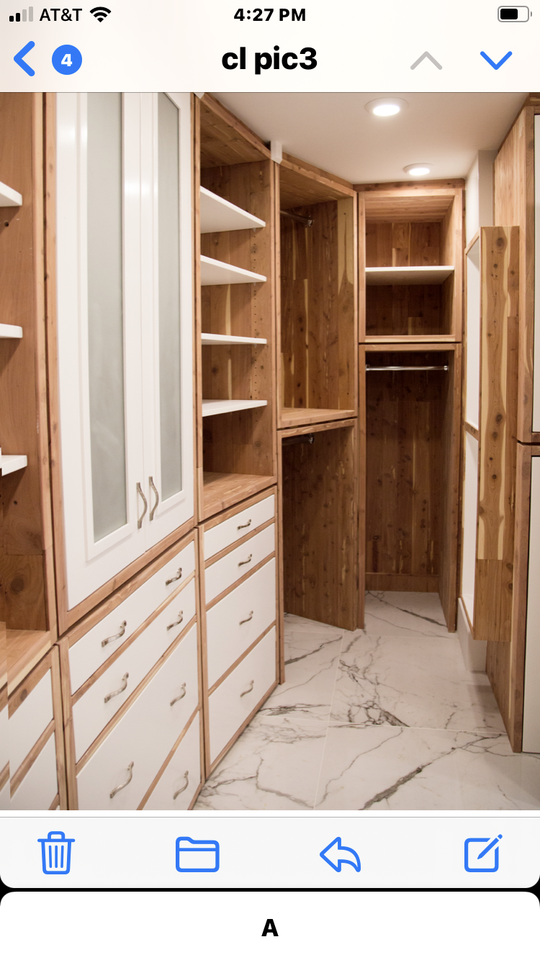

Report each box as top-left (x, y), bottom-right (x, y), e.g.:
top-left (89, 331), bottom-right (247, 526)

top-left (9, 6), bottom-right (34, 21)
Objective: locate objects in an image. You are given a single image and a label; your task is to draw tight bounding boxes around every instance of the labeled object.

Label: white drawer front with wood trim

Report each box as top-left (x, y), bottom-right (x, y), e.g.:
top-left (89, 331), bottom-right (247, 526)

top-left (9, 671), bottom-right (53, 776)
top-left (72, 580), bottom-right (197, 762)
top-left (10, 735), bottom-right (58, 811)
top-left (69, 541), bottom-right (196, 693)
top-left (208, 627), bottom-right (276, 765)
top-left (204, 495), bottom-right (275, 560)
top-left (205, 524), bottom-right (275, 604)
top-left (76, 624), bottom-right (199, 809)
top-left (206, 559), bottom-right (276, 688)
top-left (143, 713), bottom-right (201, 810)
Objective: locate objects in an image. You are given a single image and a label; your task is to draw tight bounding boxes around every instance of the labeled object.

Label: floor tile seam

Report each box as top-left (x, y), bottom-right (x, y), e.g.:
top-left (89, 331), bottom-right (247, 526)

top-left (324, 720), bottom-right (511, 737)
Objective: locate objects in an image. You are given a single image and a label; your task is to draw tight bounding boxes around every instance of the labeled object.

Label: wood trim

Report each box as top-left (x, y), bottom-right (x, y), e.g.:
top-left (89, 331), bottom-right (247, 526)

top-left (208, 621), bottom-right (277, 695)
top-left (464, 421), bottom-right (479, 440)
top-left (358, 191), bottom-right (366, 341)
top-left (279, 408), bottom-right (357, 429)
top-left (208, 679), bottom-right (278, 774)
top-left (365, 335), bottom-right (457, 344)
top-left (50, 643), bottom-right (67, 808)
top-left (281, 153), bottom-right (356, 197)
top-left (202, 486), bottom-right (276, 535)
top-left (64, 530), bottom-right (197, 649)
top-left (205, 553), bottom-right (276, 612)
top-left (137, 705), bottom-right (200, 809)
top-left (75, 614), bottom-right (198, 774)
top-left (8, 649), bottom-right (51, 716)
top-left (7, 629), bottom-right (53, 693)
top-left (0, 763), bottom-right (8, 793)
top-left (200, 94), bottom-right (271, 161)
top-left (358, 345), bottom-right (367, 628)
top-left (10, 719), bottom-right (54, 795)
top-left (58, 636), bottom-right (77, 809)
top-left (204, 518), bottom-right (274, 569)
top-left (365, 341), bottom-right (457, 353)
top-left (197, 522), bottom-right (211, 778)
top-left (356, 179), bottom-right (465, 193)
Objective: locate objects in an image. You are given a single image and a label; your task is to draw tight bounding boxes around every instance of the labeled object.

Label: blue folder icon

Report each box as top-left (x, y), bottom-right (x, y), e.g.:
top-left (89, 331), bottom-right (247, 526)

top-left (175, 836), bottom-right (220, 873)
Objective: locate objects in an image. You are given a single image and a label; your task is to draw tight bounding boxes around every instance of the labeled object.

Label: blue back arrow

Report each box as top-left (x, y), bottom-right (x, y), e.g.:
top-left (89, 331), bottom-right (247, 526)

top-left (14, 41), bottom-right (36, 77)
top-left (320, 837), bottom-right (361, 873)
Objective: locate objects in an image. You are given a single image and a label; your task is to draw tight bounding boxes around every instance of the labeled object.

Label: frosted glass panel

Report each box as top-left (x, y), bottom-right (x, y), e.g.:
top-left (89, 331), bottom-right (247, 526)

top-left (158, 93), bottom-right (182, 501)
top-left (87, 93), bottom-right (127, 542)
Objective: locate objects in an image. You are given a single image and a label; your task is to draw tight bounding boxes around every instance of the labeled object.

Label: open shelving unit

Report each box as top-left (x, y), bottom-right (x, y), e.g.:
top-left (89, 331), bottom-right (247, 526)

top-left (1, 185), bottom-right (27, 484)
top-left (195, 95), bottom-right (276, 521)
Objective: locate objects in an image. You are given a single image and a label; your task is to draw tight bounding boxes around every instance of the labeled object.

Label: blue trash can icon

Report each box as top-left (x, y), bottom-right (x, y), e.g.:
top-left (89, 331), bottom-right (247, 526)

top-left (38, 830), bottom-right (75, 875)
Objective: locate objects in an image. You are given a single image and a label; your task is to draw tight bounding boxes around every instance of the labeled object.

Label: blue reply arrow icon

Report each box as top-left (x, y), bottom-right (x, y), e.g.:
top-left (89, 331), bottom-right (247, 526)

top-left (14, 41), bottom-right (36, 76)
top-left (320, 837), bottom-right (361, 873)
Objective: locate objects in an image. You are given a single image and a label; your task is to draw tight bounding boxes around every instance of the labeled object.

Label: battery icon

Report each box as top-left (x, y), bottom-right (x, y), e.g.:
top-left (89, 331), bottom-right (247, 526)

top-left (498, 6), bottom-right (530, 19)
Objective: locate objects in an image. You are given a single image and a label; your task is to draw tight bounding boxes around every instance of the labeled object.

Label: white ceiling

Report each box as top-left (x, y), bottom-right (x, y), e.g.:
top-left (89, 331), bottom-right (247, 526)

top-left (212, 92), bottom-right (527, 183)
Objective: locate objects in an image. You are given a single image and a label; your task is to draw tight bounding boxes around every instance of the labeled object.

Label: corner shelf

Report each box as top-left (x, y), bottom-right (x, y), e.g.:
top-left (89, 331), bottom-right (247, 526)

top-left (201, 332), bottom-right (267, 346)
top-left (0, 454), bottom-right (27, 476)
top-left (200, 255), bottom-right (267, 286)
top-left (366, 266), bottom-right (454, 285)
top-left (202, 399), bottom-right (268, 417)
top-left (200, 187), bottom-right (265, 233)
top-left (0, 181), bottom-right (22, 207)
top-left (0, 324), bottom-right (23, 338)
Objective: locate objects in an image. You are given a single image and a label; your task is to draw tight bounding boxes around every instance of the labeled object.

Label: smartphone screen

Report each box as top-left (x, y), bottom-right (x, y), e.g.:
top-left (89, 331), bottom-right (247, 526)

top-left (0, 0), bottom-right (538, 953)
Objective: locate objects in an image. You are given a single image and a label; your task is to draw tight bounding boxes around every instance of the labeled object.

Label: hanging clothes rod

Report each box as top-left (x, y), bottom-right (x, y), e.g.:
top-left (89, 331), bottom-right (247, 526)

top-left (280, 210), bottom-right (313, 227)
top-left (366, 365), bottom-right (449, 372)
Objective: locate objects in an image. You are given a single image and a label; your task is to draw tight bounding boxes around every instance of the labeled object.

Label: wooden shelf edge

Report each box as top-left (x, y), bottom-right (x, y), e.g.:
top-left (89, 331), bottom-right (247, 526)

top-left (279, 407), bottom-right (356, 429)
top-left (202, 473), bottom-right (276, 521)
top-left (7, 629), bottom-right (53, 693)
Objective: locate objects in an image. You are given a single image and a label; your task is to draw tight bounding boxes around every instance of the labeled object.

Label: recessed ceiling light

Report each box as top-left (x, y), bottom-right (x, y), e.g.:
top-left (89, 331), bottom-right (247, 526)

top-left (365, 98), bottom-right (407, 117)
top-left (403, 163), bottom-right (432, 177)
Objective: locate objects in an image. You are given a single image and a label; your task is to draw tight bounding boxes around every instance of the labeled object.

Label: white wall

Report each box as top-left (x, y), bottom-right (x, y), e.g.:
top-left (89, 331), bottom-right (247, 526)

top-left (465, 150), bottom-right (497, 245)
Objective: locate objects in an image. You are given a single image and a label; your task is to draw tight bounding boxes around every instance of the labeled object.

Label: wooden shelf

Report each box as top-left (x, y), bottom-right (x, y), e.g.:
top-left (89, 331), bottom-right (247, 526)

top-left (200, 255), bottom-right (266, 286)
top-left (0, 323), bottom-right (23, 338)
top-left (200, 187), bottom-right (265, 233)
top-left (279, 407), bottom-right (356, 428)
top-left (0, 454), bottom-right (27, 476)
top-left (365, 336), bottom-right (456, 346)
top-left (202, 399), bottom-right (267, 417)
top-left (366, 266), bottom-right (454, 285)
top-left (0, 181), bottom-right (22, 207)
top-left (7, 628), bottom-right (52, 694)
top-left (202, 472), bottom-right (276, 520)
top-left (201, 332), bottom-right (267, 346)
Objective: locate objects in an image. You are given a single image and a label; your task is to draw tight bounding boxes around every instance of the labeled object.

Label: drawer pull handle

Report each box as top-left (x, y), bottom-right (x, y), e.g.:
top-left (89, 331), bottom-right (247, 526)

top-left (237, 519), bottom-right (252, 530)
top-left (101, 620), bottom-right (127, 648)
top-left (170, 683), bottom-right (187, 707)
top-left (173, 771), bottom-right (190, 800)
top-left (238, 553), bottom-right (253, 567)
top-left (165, 567), bottom-right (183, 586)
top-left (136, 482), bottom-right (148, 529)
top-left (167, 611), bottom-right (184, 631)
top-left (104, 672), bottom-right (129, 704)
top-left (240, 679), bottom-right (254, 698)
top-left (149, 475), bottom-right (160, 521)
top-left (239, 611), bottom-right (254, 625)
top-left (110, 761), bottom-right (134, 799)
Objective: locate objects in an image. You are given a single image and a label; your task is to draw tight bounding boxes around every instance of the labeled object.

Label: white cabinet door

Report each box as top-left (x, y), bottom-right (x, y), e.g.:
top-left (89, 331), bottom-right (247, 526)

top-left (56, 93), bottom-right (194, 613)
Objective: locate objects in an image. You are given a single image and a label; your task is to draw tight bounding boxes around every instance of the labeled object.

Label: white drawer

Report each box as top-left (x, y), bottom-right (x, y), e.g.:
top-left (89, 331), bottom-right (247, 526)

top-left (204, 494), bottom-right (275, 560)
top-left (143, 713), bottom-right (201, 810)
top-left (10, 735), bottom-right (58, 811)
top-left (76, 624), bottom-right (199, 810)
top-left (9, 670), bottom-right (53, 775)
top-left (206, 558), bottom-right (276, 688)
top-left (69, 540), bottom-right (196, 693)
top-left (205, 524), bottom-right (275, 604)
top-left (208, 627), bottom-right (276, 765)
top-left (72, 580), bottom-right (197, 762)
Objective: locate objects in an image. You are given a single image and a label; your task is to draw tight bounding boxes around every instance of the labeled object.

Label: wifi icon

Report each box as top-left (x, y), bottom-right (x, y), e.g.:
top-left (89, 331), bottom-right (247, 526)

top-left (90, 6), bottom-right (111, 20)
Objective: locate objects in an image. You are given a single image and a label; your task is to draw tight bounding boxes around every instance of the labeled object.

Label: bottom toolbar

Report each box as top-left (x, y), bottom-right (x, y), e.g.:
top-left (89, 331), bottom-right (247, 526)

top-left (0, 815), bottom-right (537, 889)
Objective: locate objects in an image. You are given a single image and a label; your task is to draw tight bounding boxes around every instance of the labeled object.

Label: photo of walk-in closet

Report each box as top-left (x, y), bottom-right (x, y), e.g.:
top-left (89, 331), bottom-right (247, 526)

top-left (1, 89), bottom-right (539, 815)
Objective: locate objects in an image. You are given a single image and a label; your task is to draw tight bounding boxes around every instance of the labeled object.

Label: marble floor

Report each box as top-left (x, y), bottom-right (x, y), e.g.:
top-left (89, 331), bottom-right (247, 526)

top-left (195, 592), bottom-right (540, 810)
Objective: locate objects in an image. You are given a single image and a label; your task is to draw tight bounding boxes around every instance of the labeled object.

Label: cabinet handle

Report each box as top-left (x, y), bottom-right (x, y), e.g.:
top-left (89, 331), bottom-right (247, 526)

top-left (104, 672), bottom-right (129, 704)
top-left (240, 679), bottom-right (254, 697)
top-left (165, 567), bottom-right (183, 586)
top-left (170, 683), bottom-right (187, 707)
top-left (167, 611), bottom-right (184, 631)
top-left (136, 482), bottom-right (148, 529)
top-left (173, 771), bottom-right (189, 801)
top-left (110, 761), bottom-right (134, 799)
top-left (239, 611), bottom-right (254, 625)
top-left (101, 620), bottom-right (127, 649)
top-left (238, 553), bottom-right (253, 567)
top-left (237, 519), bottom-right (252, 530)
top-left (149, 475), bottom-right (160, 521)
